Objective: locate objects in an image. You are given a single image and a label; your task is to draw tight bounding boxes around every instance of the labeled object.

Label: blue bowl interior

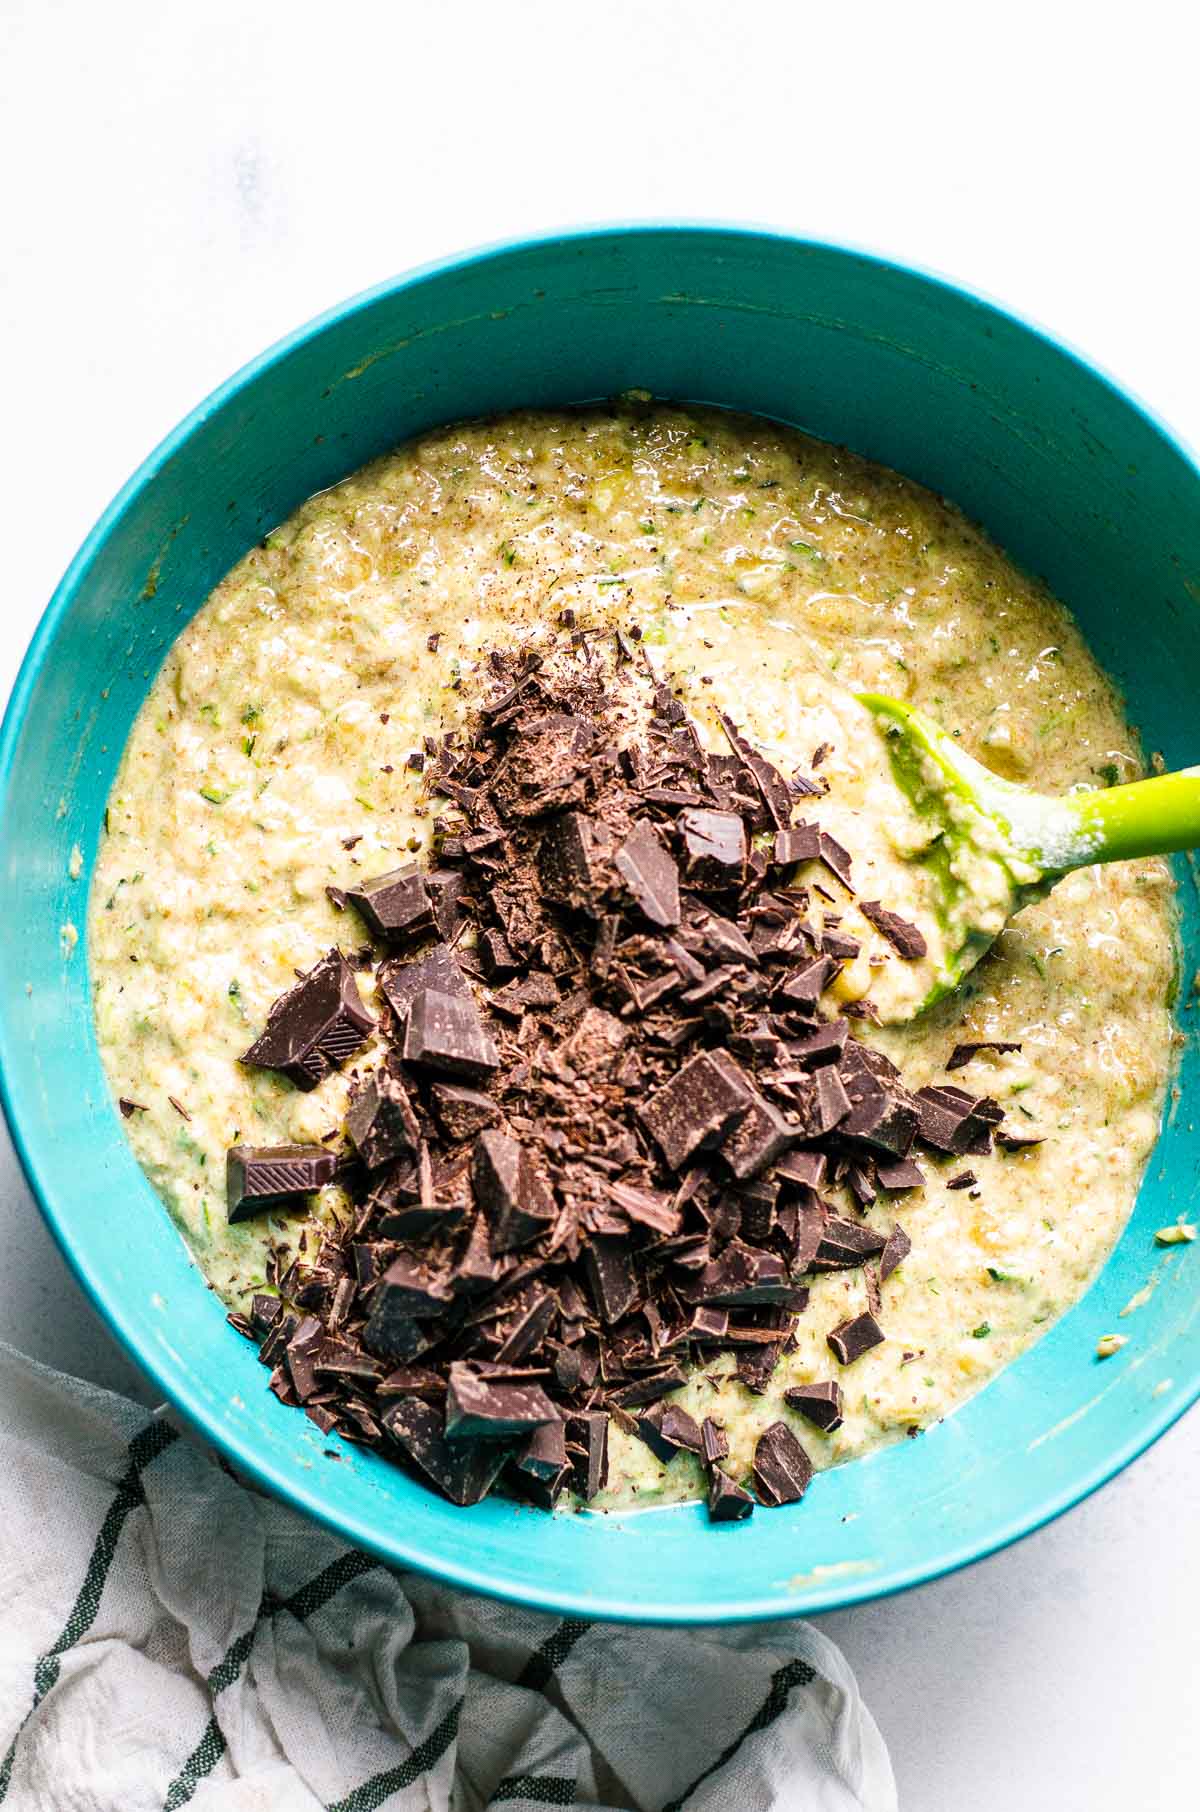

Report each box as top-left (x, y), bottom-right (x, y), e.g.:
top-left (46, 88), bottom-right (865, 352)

top-left (2, 227), bottom-right (1198, 1623)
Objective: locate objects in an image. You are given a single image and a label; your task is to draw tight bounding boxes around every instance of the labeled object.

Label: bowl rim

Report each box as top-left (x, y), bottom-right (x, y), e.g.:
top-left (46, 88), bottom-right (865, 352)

top-left (3, 220), bottom-right (1199, 1624)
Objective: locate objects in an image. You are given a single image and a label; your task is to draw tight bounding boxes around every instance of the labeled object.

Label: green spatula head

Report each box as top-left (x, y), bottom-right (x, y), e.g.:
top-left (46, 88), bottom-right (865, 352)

top-left (859, 693), bottom-right (1200, 1020)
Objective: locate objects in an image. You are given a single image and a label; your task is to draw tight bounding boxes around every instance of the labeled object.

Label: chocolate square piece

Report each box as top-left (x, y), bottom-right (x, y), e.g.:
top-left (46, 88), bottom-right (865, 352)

top-left (226, 1144), bottom-right (336, 1222)
top-left (241, 949), bottom-right (374, 1090)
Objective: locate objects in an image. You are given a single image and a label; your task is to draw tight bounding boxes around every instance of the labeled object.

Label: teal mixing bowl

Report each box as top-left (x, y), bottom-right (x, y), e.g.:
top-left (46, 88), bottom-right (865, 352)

top-left (2, 226), bottom-right (1198, 1623)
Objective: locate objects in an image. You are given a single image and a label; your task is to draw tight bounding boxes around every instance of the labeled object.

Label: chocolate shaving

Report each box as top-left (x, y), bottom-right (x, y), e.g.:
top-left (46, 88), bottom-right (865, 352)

top-left (859, 899), bottom-right (927, 960)
top-left (946, 1039), bottom-right (1022, 1071)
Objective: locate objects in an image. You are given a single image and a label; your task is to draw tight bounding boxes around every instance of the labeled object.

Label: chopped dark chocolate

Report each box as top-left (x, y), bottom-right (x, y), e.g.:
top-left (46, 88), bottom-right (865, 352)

top-left (383, 1398), bottom-right (509, 1506)
top-left (226, 1144), bottom-right (336, 1222)
top-left (241, 949), bottom-right (374, 1091)
top-left (379, 942), bottom-right (471, 1020)
top-left (875, 1156), bottom-right (926, 1191)
top-left (345, 863), bottom-right (436, 943)
top-left (859, 900), bottom-right (928, 960)
top-left (946, 1039), bottom-right (1022, 1072)
top-left (827, 1311), bottom-right (886, 1365)
top-left (567, 1409), bottom-right (610, 1499)
top-left (812, 1217), bottom-right (888, 1270)
top-left (445, 1362), bottom-right (558, 1439)
top-left (614, 819), bottom-right (681, 928)
top-left (877, 1223), bottom-right (911, 1286)
top-left (679, 809), bottom-right (747, 886)
top-left (636, 1400), bottom-right (703, 1463)
top-left (403, 988), bottom-right (500, 1079)
top-left (707, 1467), bottom-right (755, 1521)
top-left (753, 1421), bottom-right (814, 1506)
top-left (945, 1169), bottom-right (977, 1191)
top-left (472, 1130), bottom-right (556, 1252)
top-left (639, 1049), bottom-right (752, 1169)
top-left (345, 1068), bottom-right (420, 1170)
top-left (221, 624), bottom-right (1057, 1522)
top-left (784, 1380), bottom-right (844, 1433)
top-left (430, 1082), bottom-right (501, 1141)
top-left (701, 1416), bottom-right (729, 1464)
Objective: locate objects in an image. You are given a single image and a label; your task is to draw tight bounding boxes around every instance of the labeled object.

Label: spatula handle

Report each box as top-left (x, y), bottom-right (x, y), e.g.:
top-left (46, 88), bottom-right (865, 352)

top-left (1061, 768), bottom-right (1200, 868)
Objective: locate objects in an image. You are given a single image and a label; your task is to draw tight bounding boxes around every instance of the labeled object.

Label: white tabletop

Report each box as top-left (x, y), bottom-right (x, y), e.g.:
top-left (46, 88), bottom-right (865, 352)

top-left (2, 4), bottom-right (1197, 1804)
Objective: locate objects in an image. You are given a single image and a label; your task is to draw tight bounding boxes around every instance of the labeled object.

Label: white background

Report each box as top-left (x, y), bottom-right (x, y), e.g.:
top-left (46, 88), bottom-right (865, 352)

top-left (2, 3), bottom-right (1198, 1805)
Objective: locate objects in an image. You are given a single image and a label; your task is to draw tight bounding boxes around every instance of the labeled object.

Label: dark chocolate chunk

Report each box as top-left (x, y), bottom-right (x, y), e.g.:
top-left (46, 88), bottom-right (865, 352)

top-left (445, 1362), bottom-right (558, 1440)
top-left (226, 1144), bottom-right (336, 1222)
top-left (840, 1070), bottom-right (918, 1158)
top-left (567, 1409), bottom-right (610, 1499)
top-left (636, 1400), bottom-right (704, 1462)
top-left (777, 956), bottom-right (837, 1012)
top-left (813, 1217), bottom-right (888, 1269)
top-left (784, 1380), bottom-right (844, 1433)
top-left (403, 988), bottom-right (500, 1079)
top-left (879, 1222), bottom-right (912, 1282)
top-left (383, 1398), bottom-right (508, 1506)
top-left (477, 927), bottom-right (519, 981)
top-left (345, 863), bottom-right (435, 943)
top-left (345, 1069), bottom-right (420, 1169)
top-left (614, 819), bottom-right (681, 928)
top-left (584, 1235), bottom-right (639, 1324)
top-left (946, 1039), bottom-right (1022, 1072)
top-left (859, 899), bottom-right (928, 960)
top-left (875, 1156), bottom-right (926, 1191)
top-left (827, 1310), bottom-right (886, 1365)
top-left (538, 811), bottom-right (614, 914)
top-left (118, 1097), bottom-right (146, 1118)
top-left (679, 809), bottom-right (747, 886)
top-left (608, 1179), bottom-right (681, 1235)
top-left (472, 1130), bottom-right (556, 1252)
top-left (379, 942), bottom-right (471, 1020)
top-left (817, 831), bottom-right (854, 891)
top-left (691, 1239), bottom-right (794, 1307)
top-left (363, 1254), bottom-right (454, 1355)
top-left (788, 1017), bottom-right (849, 1068)
top-left (707, 1467), bottom-right (755, 1521)
top-left (753, 1420), bottom-right (814, 1506)
top-left (995, 1126), bottom-right (1046, 1150)
top-left (241, 949), bottom-right (374, 1090)
top-left (512, 1420), bottom-right (569, 1507)
top-left (430, 1082), bottom-right (501, 1141)
top-left (946, 1169), bottom-right (977, 1190)
top-left (913, 1084), bottom-right (983, 1154)
top-left (774, 824), bottom-right (822, 866)
top-left (720, 1091), bottom-right (794, 1180)
top-left (775, 1150), bottom-right (827, 1190)
top-left (639, 1049), bottom-right (752, 1169)
top-left (701, 1416), bottom-right (729, 1464)
top-left (493, 1290), bottom-right (558, 1365)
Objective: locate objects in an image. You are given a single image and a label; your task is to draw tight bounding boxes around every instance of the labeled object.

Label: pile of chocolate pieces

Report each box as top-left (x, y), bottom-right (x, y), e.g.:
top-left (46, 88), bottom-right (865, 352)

top-left (225, 634), bottom-right (1033, 1519)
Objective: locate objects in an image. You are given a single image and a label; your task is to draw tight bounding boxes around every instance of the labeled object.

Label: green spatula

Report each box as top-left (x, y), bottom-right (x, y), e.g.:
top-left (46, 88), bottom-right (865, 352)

top-left (860, 692), bottom-right (1200, 1020)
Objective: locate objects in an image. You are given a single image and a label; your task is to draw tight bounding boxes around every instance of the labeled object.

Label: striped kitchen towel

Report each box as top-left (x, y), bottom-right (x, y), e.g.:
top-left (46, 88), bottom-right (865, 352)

top-left (0, 1342), bottom-right (895, 1811)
